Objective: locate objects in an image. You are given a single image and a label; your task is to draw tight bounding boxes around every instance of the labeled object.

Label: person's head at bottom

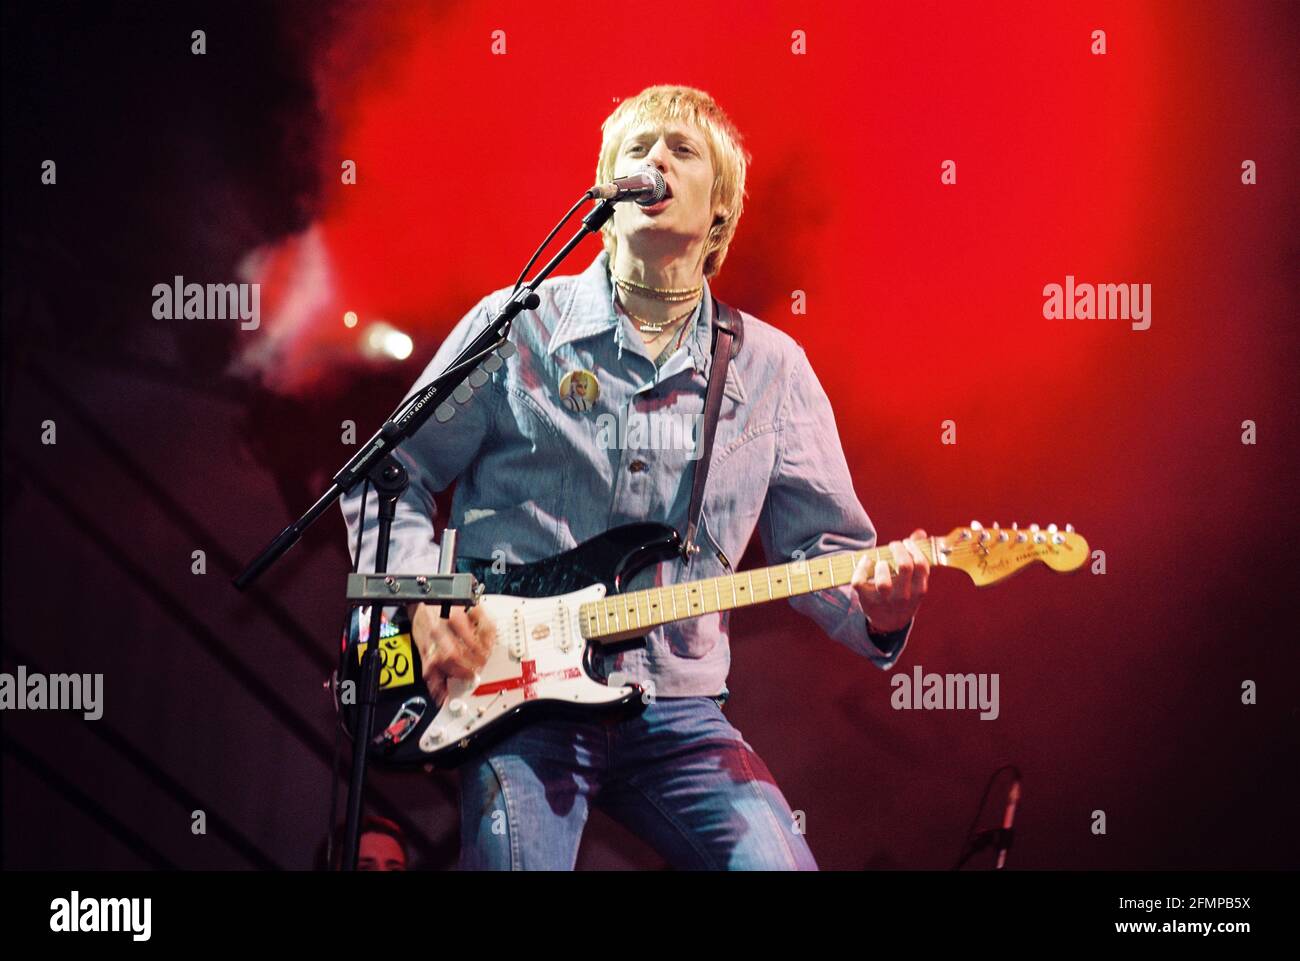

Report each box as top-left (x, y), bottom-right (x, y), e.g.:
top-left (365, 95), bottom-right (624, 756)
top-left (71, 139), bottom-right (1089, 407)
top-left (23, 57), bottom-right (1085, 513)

top-left (315, 815), bottom-right (409, 871)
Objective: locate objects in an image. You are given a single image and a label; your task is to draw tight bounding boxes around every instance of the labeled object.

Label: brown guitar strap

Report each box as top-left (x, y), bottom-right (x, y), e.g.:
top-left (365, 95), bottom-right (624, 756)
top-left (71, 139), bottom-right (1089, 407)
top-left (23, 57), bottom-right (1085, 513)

top-left (680, 296), bottom-right (743, 565)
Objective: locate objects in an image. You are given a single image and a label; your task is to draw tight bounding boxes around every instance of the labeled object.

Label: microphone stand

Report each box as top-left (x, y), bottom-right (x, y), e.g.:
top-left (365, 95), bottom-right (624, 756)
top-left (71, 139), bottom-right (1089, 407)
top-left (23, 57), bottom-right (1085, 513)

top-left (952, 765), bottom-right (1021, 871)
top-left (954, 827), bottom-right (1014, 871)
top-left (233, 197), bottom-right (622, 870)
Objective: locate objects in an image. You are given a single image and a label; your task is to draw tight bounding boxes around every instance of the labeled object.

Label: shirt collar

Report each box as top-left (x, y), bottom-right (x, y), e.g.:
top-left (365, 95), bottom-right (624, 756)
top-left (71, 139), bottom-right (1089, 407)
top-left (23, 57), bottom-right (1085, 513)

top-left (548, 249), bottom-right (745, 403)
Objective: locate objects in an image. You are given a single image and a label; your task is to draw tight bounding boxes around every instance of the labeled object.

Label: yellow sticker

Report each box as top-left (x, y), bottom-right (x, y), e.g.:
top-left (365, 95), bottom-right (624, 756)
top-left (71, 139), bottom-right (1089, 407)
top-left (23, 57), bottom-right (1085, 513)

top-left (559, 368), bottom-right (600, 412)
top-left (357, 630), bottom-right (416, 690)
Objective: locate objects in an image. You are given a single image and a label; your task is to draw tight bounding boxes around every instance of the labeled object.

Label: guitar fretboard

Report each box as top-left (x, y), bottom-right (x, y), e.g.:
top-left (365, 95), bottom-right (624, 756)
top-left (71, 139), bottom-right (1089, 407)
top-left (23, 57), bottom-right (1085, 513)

top-left (578, 539), bottom-right (940, 641)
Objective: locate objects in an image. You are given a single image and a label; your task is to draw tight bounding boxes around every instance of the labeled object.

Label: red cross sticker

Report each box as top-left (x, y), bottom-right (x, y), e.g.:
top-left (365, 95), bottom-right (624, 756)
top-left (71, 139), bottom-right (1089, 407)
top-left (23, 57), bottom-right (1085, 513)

top-left (472, 660), bottom-right (582, 700)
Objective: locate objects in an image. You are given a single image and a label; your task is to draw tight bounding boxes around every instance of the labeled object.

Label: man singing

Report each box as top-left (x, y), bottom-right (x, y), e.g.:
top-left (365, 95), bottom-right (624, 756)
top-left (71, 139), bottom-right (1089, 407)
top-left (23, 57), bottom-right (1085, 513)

top-left (342, 84), bottom-right (929, 870)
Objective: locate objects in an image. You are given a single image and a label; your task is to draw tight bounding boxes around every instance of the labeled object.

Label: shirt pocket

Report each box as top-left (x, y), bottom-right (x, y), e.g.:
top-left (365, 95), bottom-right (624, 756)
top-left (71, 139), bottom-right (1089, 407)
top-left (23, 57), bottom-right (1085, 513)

top-left (479, 382), bottom-right (573, 535)
top-left (704, 426), bottom-right (780, 555)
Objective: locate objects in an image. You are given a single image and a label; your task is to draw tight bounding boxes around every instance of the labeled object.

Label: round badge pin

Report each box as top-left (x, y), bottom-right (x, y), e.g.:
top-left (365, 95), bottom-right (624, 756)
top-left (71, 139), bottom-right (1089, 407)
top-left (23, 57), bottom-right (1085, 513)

top-left (558, 369), bottom-right (600, 412)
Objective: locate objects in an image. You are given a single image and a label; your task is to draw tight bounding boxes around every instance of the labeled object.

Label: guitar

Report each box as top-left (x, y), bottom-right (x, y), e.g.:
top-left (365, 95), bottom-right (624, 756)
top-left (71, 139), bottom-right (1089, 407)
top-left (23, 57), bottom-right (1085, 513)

top-left (335, 520), bottom-right (1088, 768)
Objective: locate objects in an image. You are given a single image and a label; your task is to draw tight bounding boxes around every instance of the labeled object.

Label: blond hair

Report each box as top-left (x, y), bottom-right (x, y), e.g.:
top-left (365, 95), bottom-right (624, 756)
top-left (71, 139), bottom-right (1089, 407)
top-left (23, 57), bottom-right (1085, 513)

top-left (596, 84), bottom-right (751, 279)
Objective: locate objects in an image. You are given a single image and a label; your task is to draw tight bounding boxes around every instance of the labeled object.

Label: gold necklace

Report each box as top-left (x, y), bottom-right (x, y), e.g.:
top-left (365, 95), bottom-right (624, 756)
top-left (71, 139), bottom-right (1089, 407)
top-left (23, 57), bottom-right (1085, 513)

top-left (613, 273), bottom-right (703, 303)
top-left (617, 293), bottom-right (699, 333)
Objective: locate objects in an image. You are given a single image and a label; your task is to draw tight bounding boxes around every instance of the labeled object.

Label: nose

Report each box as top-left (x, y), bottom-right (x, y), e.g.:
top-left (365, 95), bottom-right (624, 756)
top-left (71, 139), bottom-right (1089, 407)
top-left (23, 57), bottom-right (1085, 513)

top-left (644, 137), bottom-right (674, 170)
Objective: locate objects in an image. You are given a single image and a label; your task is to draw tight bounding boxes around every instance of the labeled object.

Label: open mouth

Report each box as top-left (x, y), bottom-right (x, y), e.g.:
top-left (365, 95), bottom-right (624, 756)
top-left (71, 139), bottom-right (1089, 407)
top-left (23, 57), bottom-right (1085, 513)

top-left (642, 187), bottom-right (673, 211)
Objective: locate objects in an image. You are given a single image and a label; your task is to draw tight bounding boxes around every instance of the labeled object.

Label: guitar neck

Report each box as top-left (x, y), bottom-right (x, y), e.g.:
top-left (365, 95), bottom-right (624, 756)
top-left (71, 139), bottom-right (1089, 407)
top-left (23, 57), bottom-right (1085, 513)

top-left (579, 539), bottom-right (942, 642)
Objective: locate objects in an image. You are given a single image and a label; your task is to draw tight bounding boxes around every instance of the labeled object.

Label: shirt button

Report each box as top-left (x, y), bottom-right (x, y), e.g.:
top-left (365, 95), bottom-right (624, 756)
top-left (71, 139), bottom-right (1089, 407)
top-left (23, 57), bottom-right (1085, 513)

top-left (628, 459), bottom-right (648, 473)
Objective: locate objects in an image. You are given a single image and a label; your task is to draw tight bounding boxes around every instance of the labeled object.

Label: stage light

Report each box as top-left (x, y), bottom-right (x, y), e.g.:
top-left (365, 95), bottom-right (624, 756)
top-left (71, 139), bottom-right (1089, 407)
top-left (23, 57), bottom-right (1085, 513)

top-left (361, 321), bottom-right (413, 361)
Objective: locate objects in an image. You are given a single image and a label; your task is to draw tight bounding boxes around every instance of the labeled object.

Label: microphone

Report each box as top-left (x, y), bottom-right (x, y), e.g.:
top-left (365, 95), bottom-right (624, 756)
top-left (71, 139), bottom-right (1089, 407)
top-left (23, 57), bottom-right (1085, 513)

top-left (587, 167), bottom-right (666, 205)
top-left (995, 780), bottom-right (1021, 869)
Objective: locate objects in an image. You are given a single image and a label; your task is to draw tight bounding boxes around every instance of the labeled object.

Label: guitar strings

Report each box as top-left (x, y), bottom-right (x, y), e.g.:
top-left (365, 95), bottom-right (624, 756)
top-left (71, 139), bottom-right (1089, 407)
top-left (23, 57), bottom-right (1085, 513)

top-left (476, 540), bottom-right (1075, 651)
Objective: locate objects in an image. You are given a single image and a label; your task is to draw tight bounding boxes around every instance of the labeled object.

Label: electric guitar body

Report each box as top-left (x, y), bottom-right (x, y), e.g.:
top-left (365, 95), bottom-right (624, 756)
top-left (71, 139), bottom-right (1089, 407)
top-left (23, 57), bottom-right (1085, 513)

top-left (336, 519), bottom-right (1088, 770)
top-left (336, 522), bottom-right (682, 769)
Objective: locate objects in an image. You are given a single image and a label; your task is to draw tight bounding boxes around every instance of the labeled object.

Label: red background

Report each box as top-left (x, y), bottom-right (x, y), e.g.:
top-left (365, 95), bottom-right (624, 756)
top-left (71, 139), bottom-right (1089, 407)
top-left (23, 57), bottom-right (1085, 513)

top-left (3, 0), bottom-right (1296, 870)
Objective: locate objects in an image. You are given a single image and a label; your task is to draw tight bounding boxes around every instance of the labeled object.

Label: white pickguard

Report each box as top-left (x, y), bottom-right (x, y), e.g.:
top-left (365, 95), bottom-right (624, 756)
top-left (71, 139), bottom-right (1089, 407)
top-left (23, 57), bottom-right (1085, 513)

top-left (416, 582), bottom-right (636, 754)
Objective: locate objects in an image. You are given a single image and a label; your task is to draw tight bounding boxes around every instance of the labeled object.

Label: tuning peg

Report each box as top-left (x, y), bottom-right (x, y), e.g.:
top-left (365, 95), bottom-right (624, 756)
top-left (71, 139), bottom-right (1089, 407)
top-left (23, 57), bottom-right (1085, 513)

top-left (1029, 523), bottom-right (1040, 532)
top-left (1065, 523), bottom-right (1074, 533)
top-left (1011, 522), bottom-right (1019, 530)
top-left (1048, 523), bottom-right (1058, 533)
top-left (970, 520), bottom-right (983, 530)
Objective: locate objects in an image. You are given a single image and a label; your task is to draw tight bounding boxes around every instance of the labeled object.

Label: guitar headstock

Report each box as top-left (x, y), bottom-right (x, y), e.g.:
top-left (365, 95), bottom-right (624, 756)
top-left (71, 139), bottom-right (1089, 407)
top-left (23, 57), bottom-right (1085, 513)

top-left (938, 521), bottom-right (1089, 586)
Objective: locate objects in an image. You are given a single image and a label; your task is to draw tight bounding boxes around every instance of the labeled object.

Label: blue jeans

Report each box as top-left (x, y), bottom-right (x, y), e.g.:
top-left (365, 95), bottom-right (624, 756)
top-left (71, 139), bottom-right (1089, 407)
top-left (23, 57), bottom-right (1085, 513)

top-left (457, 696), bottom-right (818, 870)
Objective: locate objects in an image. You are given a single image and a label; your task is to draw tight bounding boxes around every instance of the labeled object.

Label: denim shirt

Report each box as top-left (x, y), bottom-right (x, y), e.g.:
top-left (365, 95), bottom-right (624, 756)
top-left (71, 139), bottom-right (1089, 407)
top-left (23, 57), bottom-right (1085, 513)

top-left (341, 249), bottom-right (912, 697)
